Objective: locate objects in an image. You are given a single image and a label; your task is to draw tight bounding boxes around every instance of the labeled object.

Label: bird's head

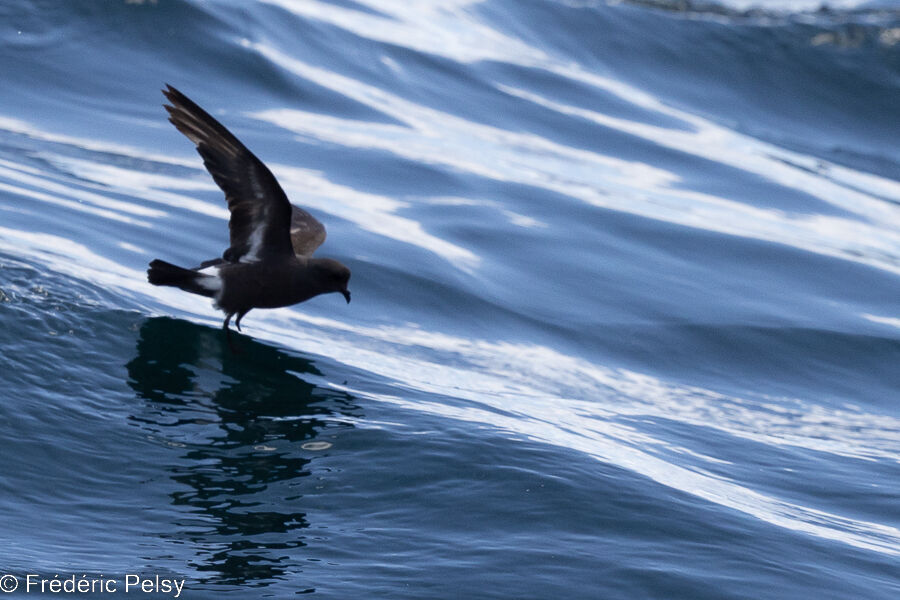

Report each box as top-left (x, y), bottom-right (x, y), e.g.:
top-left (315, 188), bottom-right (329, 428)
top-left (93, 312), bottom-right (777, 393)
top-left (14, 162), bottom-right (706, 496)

top-left (311, 258), bottom-right (351, 303)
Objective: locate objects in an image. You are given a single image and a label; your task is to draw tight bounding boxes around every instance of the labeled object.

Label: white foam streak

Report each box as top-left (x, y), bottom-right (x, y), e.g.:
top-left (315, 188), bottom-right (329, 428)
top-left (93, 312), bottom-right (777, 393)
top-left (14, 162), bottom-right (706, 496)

top-left (267, 163), bottom-right (479, 266)
top-left (0, 225), bottom-right (145, 294)
top-left (0, 117), bottom-right (230, 221)
top-left (499, 83), bottom-right (900, 216)
top-left (259, 0), bottom-right (546, 64)
top-left (0, 181), bottom-right (150, 226)
top-left (0, 116), bottom-right (195, 168)
top-left (249, 40), bottom-right (900, 275)
top-left (41, 155), bottom-right (231, 220)
top-left (234, 308), bottom-right (900, 557)
top-left (0, 225), bottom-right (226, 318)
top-left (367, 391), bottom-right (900, 557)
top-left (0, 159), bottom-right (162, 219)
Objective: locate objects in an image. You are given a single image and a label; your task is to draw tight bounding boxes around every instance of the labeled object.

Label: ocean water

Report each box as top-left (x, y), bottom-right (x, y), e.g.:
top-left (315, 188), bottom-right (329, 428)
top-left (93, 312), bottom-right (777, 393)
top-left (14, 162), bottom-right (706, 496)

top-left (0, 0), bottom-right (898, 598)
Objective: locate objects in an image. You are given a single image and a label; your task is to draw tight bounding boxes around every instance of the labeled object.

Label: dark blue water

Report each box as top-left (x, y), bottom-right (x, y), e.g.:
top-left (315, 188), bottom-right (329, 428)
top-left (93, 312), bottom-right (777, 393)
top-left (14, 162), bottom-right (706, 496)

top-left (1, 0), bottom-right (899, 598)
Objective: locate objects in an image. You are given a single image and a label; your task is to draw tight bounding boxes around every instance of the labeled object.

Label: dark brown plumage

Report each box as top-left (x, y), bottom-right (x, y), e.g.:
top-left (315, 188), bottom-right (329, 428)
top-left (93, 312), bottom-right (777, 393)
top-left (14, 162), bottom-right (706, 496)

top-left (148, 85), bottom-right (350, 341)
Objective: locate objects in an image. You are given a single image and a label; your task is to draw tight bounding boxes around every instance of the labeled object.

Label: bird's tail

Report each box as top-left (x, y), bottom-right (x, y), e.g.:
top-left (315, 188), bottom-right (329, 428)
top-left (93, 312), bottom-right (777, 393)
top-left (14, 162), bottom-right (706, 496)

top-left (147, 259), bottom-right (218, 298)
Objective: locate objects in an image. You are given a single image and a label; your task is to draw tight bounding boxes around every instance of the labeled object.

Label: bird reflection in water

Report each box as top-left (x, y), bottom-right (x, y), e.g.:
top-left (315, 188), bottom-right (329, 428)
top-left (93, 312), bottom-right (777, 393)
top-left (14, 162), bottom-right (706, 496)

top-left (126, 317), bottom-right (359, 588)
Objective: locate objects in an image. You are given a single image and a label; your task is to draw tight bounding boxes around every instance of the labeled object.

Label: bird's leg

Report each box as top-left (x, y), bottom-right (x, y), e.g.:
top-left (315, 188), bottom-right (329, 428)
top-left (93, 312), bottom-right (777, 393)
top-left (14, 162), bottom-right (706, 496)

top-left (223, 312), bottom-right (238, 354)
top-left (235, 309), bottom-right (250, 332)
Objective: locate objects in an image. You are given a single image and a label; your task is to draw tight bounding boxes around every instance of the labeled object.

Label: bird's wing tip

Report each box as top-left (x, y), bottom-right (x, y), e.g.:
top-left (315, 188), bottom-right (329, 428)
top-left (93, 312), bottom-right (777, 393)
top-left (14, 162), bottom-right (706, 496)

top-left (162, 84), bottom-right (185, 104)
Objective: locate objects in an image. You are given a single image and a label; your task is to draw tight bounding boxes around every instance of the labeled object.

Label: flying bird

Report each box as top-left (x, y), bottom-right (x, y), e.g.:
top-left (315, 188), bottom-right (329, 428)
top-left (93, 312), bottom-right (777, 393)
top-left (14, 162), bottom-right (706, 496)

top-left (147, 85), bottom-right (351, 341)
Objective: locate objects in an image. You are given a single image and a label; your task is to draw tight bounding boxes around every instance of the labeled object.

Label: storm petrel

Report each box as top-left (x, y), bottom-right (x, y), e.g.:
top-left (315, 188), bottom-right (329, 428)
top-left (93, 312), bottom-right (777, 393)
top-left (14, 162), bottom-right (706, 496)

top-left (147, 85), bottom-right (351, 340)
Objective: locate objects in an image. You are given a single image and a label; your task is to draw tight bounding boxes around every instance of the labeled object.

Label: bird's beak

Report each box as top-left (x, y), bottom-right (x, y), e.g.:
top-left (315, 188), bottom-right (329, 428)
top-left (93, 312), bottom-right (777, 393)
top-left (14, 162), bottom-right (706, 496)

top-left (341, 289), bottom-right (351, 304)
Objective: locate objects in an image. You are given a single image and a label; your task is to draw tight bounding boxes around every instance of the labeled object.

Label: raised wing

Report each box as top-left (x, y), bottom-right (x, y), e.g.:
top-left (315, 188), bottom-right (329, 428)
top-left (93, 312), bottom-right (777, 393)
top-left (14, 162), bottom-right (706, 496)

top-left (194, 205), bottom-right (327, 269)
top-left (289, 205), bottom-right (326, 256)
top-left (162, 84), bottom-right (293, 263)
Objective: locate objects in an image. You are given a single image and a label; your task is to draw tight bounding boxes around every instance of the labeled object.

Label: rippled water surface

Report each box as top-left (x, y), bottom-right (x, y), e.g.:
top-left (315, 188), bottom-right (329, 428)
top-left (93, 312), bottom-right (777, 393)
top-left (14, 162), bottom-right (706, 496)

top-left (1, 0), bottom-right (899, 598)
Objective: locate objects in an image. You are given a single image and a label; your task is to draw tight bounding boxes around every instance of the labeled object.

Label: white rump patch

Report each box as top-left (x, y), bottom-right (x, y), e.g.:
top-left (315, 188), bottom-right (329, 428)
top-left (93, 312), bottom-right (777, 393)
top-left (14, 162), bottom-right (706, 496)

top-left (197, 265), bottom-right (223, 293)
top-left (198, 275), bottom-right (222, 292)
